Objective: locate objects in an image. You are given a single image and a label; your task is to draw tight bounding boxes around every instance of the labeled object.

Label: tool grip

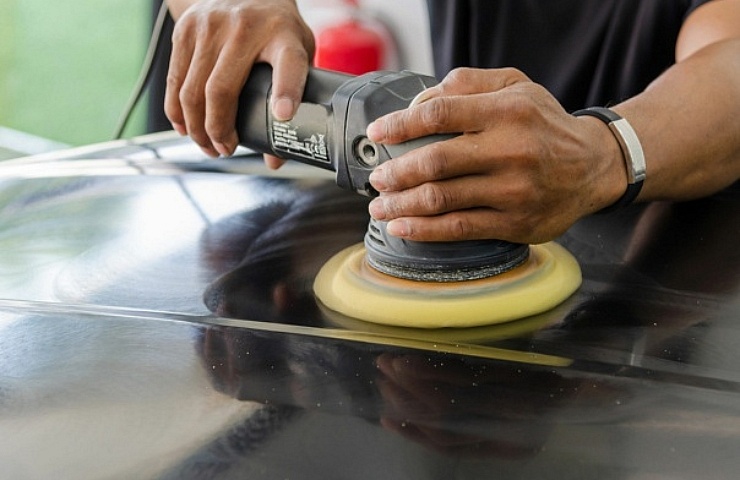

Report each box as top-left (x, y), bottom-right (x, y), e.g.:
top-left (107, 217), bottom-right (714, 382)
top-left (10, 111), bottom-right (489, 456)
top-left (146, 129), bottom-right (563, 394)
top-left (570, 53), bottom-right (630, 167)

top-left (236, 63), bottom-right (351, 167)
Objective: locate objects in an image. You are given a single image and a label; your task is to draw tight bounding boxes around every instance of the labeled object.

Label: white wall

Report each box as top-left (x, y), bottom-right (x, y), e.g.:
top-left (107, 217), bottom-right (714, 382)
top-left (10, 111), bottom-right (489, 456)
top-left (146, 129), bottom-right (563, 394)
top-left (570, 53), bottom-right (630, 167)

top-left (298, 0), bottom-right (434, 75)
top-left (358, 0), bottom-right (433, 74)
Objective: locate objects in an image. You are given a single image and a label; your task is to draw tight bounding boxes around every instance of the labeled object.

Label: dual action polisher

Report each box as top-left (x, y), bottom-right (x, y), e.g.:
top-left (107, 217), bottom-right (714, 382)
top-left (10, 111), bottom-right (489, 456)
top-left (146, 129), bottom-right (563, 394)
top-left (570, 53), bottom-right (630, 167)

top-left (236, 64), bottom-right (581, 328)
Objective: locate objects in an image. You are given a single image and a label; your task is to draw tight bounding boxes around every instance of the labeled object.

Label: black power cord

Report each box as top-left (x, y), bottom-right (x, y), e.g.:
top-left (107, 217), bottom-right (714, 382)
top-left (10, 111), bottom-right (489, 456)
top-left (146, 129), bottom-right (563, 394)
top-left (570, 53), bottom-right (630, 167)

top-left (113, 2), bottom-right (170, 139)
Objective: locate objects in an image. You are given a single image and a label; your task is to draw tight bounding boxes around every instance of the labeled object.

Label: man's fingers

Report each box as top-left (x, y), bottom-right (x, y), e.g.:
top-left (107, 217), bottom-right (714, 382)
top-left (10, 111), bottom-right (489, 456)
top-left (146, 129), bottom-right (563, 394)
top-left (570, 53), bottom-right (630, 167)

top-left (369, 175), bottom-right (506, 221)
top-left (164, 22), bottom-right (196, 135)
top-left (435, 67), bottom-right (529, 97)
top-left (180, 39), bottom-right (223, 156)
top-left (367, 94), bottom-right (490, 144)
top-left (368, 68), bottom-right (530, 144)
top-left (376, 200), bottom-right (563, 244)
top-left (369, 135), bottom-right (503, 192)
top-left (260, 46), bottom-right (311, 168)
top-left (408, 68), bottom-right (520, 107)
top-left (268, 46), bottom-right (311, 121)
top-left (264, 154), bottom-right (286, 170)
top-left (383, 207), bottom-right (549, 244)
top-left (385, 208), bottom-right (509, 242)
top-left (205, 42), bottom-right (256, 156)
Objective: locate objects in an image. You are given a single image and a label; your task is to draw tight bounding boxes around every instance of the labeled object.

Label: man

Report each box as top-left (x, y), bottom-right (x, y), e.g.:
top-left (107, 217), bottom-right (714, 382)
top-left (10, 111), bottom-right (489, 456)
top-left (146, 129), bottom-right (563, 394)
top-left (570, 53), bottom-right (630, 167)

top-left (164, 0), bottom-right (740, 244)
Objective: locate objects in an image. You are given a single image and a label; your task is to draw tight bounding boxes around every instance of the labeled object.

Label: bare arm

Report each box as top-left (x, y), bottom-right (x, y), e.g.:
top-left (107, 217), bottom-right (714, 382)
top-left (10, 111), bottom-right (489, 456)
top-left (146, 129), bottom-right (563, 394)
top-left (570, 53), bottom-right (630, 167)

top-left (614, 0), bottom-right (740, 201)
top-left (366, 0), bottom-right (740, 244)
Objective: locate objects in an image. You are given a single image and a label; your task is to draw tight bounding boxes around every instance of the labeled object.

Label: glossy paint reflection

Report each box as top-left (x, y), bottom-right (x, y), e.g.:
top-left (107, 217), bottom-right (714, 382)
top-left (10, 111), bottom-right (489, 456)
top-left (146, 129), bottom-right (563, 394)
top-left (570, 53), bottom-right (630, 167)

top-left (188, 182), bottom-right (740, 476)
top-left (189, 322), bottom-right (740, 478)
top-left (0, 137), bottom-right (739, 479)
top-left (201, 177), bottom-right (370, 325)
top-left (202, 173), bottom-right (740, 385)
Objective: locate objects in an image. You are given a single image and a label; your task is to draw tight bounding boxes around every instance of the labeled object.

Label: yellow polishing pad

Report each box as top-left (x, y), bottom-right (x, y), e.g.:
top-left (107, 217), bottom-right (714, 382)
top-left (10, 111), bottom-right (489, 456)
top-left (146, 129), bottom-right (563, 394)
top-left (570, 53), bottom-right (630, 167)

top-left (314, 242), bottom-right (581, 329)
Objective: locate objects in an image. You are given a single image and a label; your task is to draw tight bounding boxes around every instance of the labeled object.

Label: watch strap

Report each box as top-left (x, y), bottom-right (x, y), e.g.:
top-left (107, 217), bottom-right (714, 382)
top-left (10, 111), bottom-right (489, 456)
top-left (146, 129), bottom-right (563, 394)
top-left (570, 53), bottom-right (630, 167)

top-left (573, 107), bottom-right (646, 213)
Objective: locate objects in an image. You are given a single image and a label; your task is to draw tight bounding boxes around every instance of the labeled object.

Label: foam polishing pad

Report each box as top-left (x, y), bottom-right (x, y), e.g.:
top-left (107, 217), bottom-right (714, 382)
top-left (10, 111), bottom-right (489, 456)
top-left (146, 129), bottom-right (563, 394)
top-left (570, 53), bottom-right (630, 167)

top-left (314, 242), bottom-right (581, 328)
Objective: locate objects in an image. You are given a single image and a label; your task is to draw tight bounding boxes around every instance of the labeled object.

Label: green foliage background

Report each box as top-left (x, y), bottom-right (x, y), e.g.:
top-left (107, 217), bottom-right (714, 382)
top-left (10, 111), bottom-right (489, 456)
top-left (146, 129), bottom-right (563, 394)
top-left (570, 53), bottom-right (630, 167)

top-left (0, 0), bottom-right (150, 146)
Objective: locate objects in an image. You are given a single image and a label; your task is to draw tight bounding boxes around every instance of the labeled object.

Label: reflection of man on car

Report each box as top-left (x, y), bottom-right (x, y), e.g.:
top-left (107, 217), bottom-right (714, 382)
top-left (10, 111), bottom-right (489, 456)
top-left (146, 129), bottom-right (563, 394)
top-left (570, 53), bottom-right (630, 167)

top-left (195, 173), bottom-right (740, 467)
top-left (551, 190), bottom-right (740, 367)
top-left (196, 325), bottom-right (598, 460)
top-left (196, 176), bottom-right (583, 459)
top-left (199, 177), bottom-right (369, 325)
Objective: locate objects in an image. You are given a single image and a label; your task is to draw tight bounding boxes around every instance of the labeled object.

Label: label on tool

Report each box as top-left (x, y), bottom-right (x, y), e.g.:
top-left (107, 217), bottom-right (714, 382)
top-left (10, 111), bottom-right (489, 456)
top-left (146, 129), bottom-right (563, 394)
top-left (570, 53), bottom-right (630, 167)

top-left (270, 103), bottom-right (330, 166)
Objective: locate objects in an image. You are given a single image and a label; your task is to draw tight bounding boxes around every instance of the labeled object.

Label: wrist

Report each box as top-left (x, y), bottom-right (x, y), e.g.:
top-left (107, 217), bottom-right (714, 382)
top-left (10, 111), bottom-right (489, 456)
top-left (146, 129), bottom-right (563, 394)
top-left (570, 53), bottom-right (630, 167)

top-left (573, 107), bottom-right (646, 213)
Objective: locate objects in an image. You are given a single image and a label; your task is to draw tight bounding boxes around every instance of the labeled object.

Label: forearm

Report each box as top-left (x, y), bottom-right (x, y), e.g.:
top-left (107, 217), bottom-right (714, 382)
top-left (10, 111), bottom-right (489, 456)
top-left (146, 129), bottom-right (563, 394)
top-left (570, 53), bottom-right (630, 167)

top-left (614, 38), bottom-right (740, 201)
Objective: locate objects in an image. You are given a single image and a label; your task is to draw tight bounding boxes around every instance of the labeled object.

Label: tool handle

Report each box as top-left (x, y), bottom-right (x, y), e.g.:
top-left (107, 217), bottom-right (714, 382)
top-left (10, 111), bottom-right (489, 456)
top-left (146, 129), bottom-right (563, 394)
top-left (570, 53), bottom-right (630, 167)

top-left (236, 63), bottom-right (351, 169)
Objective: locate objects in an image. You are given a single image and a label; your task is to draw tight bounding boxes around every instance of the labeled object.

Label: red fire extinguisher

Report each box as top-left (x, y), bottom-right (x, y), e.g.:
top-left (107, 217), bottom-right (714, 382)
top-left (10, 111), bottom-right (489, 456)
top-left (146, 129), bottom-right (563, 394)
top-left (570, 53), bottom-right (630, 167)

top-left (312, 0), bottom-right (397, 75)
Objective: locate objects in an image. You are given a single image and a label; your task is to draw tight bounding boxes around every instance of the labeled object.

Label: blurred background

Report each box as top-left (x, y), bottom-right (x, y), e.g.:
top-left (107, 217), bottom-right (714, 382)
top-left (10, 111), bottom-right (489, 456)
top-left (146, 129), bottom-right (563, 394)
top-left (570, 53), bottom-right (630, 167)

top-left (0, 0), bottom-right (431, 159)
top-left (0, 0), bottom-right (150, 154)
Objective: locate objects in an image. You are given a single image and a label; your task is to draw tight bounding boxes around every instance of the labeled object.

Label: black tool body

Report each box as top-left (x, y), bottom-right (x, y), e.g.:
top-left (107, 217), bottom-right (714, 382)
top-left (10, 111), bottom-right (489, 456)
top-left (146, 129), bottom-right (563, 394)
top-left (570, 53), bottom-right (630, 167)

top-left (235, 64), bottom-right (528, 282)
top-left (236, 63), bottom-right (443, 196)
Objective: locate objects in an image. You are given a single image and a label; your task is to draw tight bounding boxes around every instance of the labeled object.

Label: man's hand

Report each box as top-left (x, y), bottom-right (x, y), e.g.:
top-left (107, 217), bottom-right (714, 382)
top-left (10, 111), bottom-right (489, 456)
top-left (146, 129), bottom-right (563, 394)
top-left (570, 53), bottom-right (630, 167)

top-left (165, 0), bottom-right (314, 165)
top-left (366, 68), bottom-right (626, 244)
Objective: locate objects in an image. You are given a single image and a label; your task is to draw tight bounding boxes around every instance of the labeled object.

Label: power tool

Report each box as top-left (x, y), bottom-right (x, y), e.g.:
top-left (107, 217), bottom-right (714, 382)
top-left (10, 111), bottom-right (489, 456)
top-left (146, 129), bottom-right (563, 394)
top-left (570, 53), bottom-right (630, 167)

top-left (235, 64), bottom-right (528, 283)
top-left (235, 64), bottom-right (581, 327)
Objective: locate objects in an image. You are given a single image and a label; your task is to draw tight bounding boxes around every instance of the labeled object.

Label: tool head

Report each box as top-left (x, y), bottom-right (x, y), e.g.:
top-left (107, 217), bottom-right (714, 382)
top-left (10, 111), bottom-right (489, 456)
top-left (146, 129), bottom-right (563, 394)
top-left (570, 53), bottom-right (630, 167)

top-left (364, 219), bottom-right (529, 282)
top-left (311, 220), bottom-right (581, 329)
top-left (314, 241), bottom-right (582, 328)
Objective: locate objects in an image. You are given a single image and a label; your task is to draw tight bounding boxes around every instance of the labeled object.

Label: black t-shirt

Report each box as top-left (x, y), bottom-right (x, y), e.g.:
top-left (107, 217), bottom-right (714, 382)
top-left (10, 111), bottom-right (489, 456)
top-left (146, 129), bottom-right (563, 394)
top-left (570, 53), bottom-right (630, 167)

top-left (425, 0), bottom-right (714, 111)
